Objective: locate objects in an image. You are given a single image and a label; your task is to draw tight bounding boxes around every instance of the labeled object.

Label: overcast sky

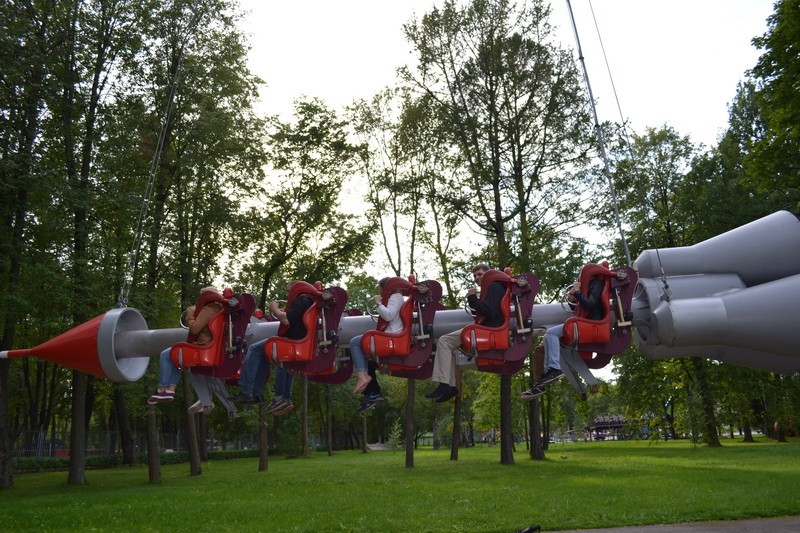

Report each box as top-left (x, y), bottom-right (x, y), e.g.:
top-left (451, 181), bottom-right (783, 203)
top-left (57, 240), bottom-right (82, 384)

top-left (237, 0), bottom-right (775, 148)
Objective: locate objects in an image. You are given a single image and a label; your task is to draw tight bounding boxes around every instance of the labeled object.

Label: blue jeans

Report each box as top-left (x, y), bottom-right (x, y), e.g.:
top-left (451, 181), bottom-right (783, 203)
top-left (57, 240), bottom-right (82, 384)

top-left (274, 367), bottom-right (293, 400)
top-left (239, 339), bottom-right (293, 399)
top-left (544, 324), bottom-right (564, 371)
top-left (239, 339), bottom-right (269, 395)
top-left (159, 348), bottom-right (181, 388)
top-left (349, 334), bottom-right (368, 372)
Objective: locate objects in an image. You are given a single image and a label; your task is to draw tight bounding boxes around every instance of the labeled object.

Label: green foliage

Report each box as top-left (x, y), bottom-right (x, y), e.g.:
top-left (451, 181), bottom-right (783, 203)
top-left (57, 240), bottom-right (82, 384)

top-left (386, 420), bottom-right (403, 451)
top-left (747, 0), bottom-right (800, 210)
top-left (275, 412), bottom-right (303, 458)
top-left (228, 97), bottom-right (372, 307)
top-left (12, 448), bottom-right (261, 474)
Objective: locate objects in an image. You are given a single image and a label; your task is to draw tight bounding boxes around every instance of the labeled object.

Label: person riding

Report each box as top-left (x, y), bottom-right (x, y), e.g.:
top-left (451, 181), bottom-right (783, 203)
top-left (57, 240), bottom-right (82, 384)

top-left (521, 265), bottom-right (605, 400)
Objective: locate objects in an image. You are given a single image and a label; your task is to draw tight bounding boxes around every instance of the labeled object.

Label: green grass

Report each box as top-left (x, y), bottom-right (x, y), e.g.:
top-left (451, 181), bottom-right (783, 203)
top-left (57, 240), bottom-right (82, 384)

top-left (2, 438), bottom-right (799, 532)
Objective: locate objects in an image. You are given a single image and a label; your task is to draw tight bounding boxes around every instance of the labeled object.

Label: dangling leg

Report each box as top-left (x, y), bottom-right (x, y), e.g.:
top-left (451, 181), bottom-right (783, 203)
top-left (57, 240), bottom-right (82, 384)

top-left (349, 334), bottom-right (372, 394)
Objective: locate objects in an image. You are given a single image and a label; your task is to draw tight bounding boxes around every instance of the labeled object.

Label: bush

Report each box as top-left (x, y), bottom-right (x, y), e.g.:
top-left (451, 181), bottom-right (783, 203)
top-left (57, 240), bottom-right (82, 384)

top-left (387, 420), bottom-right (403, 451)
top-left (13, 449), bottom-right (264, 473)
top-left (275, 412), bottom-right (303, 457)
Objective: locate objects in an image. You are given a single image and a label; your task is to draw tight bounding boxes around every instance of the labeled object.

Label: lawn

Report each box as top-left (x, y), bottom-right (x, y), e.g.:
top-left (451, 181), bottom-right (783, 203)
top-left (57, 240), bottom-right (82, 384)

top-left (2, 438), bottom-right (799, 532)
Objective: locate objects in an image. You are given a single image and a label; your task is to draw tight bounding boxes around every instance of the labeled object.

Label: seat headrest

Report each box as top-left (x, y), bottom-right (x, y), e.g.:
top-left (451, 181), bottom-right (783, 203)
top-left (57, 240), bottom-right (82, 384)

top-left (480, 269), bottom-right (515, 292)
top-left (382, 277), bottom-right (416, 300)
top-left (193, 291), bottom-right (225, 315)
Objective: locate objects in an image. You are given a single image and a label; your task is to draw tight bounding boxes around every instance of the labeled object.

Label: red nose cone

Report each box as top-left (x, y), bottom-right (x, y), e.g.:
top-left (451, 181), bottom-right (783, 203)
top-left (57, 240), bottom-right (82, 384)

top-left (6, 314), bottom-right (107, 378)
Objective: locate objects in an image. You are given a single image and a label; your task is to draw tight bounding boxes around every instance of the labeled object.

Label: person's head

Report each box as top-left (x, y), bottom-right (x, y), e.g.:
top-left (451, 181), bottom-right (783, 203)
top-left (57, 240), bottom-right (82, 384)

top-left (378, 277), bottom-right (390, 290)
top-left (472, 263), bottom-right (489, 285)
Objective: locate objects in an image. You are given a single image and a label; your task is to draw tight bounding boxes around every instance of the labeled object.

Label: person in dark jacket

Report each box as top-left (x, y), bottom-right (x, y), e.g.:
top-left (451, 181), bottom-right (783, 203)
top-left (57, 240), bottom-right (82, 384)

top-left (426, 263), bottom-right (505, 403)
top-left (521, 266), bottom-right (605, 400)
top-left (234, 282), bottom-right (314, 416)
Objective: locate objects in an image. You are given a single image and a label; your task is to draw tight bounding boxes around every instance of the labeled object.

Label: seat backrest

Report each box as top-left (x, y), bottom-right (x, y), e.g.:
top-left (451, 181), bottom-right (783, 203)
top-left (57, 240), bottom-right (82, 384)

top-left (375, 277), bottom-right (415, 332)
top-left (474, 269), bottom-right (513, 326)
top-left (572, 263), bottom-right (613, 321)
top-left (185, 291), bottom-right (226, 343)
top-left (275, 281), bottom-right (322, 339)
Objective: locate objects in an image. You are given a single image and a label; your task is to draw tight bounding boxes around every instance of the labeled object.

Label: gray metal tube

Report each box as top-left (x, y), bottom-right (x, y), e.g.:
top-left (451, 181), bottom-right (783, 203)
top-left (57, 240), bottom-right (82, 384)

top-left (113, 303), bottom-right (574, 362)
top-left (634, 210), bottom-right (800, 287)
top-left (632, 274), bottom-right (747, 346)
top-left (641, 345), bottom-right (800, 374)
top-left (645, 274), bottom-right (800, 357)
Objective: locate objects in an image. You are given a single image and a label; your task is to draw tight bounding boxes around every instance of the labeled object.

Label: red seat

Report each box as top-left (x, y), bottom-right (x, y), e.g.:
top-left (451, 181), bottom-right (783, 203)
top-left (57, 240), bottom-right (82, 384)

top-left (360, 277), bottom-right (416, 358)
top-left (170, 310), bottom-right (227, 367)
top-left (170, 291), bottom-right (228, 368)
top-left (264, 281), bottom-right (323, 364)
top-left (560, 263), bottom-right (617, 358)
top-left (460, 269), bottom-right (514, 352)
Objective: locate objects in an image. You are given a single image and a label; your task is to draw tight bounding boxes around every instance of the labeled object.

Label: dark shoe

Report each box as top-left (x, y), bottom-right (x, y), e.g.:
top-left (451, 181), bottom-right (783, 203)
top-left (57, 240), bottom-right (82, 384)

top-left (520, 387), bottom-right (545, 401)
top-left (358, 401), bottom-right (376, 414)
top-left (147, 389), bottom-right (174, 404)
top-left (425, 382), bottom-right (451, 399)
top-left (435, 386), bottom-right (459, 403)
top-left (363, 392), bottom-right (385, 403)
top-left (233, 390), bottom-right (257, 404)
top-left (273, 401), bottom-right (293, 416)
top-left (264, 397), bottom-right (284, 414)
top-left (537, 368), bottom-right (563, 386)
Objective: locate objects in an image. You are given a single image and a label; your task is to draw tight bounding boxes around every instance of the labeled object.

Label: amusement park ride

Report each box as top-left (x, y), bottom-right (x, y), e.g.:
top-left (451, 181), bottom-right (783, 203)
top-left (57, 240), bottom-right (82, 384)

top-left (2, 210), bottom-right (800, 402)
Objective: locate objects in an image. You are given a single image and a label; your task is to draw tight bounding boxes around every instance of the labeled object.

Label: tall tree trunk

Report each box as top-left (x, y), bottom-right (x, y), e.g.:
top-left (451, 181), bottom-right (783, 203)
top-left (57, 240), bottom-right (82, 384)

top-left (450, 394), bottom-right (461, 460)
top-left (146, 405), bottom-right (161, 483)
top-left (0, 359), bottom-right (13, 489)
top-left (742, 421), bottom-right (754, 443)
top-left (301, 377), bottom-right (309, 457)
top-left (404, 380), bottom-right (415, 468)
top-left (182, 373), bottom-right (201, 475)
top-left (691, 357), bottom-right (721, 447)
top-left (499, 375), bottom-right (515, 465)
top-left (67, 371), bottom-right (87, 484)
top-left (113, 385), bottom-right (136, 465)
top-left (432, 405), bottom-right (440, 451)
top-left (258, 402), bottom-right (269, 471)
top-left (529, 347), bottom-right (544, 459)
top-left (361, 412), bottom-right (368, 454)
top-left (198, 412), bottom-right (208, 461)
top-left (326, 385), bottom-right (334, 456)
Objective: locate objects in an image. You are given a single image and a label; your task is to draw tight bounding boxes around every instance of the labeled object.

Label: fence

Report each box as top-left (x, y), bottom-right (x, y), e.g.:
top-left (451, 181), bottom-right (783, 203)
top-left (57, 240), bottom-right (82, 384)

top-left (11, 430), bottom-right (262, 459)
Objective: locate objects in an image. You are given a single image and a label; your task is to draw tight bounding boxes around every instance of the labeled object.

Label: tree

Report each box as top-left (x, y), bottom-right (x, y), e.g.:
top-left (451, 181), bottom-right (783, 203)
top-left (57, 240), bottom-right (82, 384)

top-left (747, 0), bottom-right (800, 211)
top-left (0, 0), bottom-right (68, 489)
top-left (230, 97), bottom-right (371, 307)
top-left (403, 0), bottom-right (593, 464)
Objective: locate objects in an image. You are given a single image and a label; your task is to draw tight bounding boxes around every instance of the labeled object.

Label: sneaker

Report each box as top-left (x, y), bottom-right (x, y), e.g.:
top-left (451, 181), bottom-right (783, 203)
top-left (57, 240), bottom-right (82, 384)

top-left (147, 389), bottom-right (175, 404)
top-left (233, 390), bottom-right (257, 404)
top-left (435, 386), bottom-right (459, 403)
top-left (362, 392), bottom-right (385, 403)
top-left (537, 368), bottom-right (563, 386)
top-left (520, 387), bottom-right (545, 401)
top-left (358, 401), bottom-right (376, 414)
top-left (264, 397), bottom-right (284, 414)
top-left (425, 382), bottom-right (451, 399)
top-left (273, 401), bottom-right (294, 416)
top-left (187, 400), bottom-right (204, 414)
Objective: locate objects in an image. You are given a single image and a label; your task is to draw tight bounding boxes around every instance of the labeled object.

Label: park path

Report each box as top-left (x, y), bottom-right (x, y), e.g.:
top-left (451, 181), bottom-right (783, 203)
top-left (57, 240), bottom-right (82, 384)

top-left (554, 515), bottom-right (800, 532)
